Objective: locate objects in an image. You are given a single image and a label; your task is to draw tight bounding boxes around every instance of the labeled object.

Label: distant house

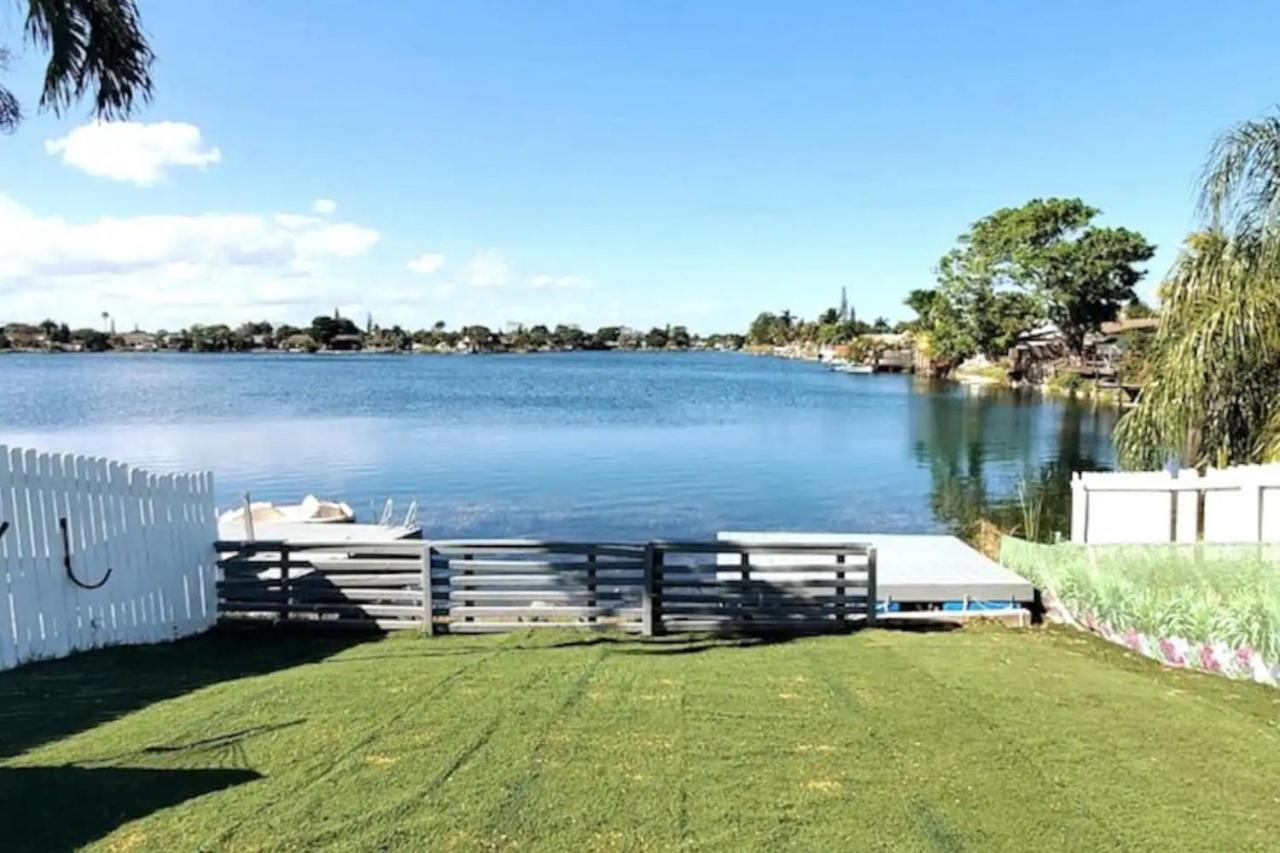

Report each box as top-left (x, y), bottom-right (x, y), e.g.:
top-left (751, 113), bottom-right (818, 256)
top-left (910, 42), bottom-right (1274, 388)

top-left (1008, 324), bottom-right (1070, 383)
top-left (160, 332), bottom-right (190, 350)
top-left (1090, 317), bottom-right (1159, 377)
top-left (862, 333), bottom-right (914, 372)
top-left (120, 331), bottom-right (158, 352)
top-left (283, 333), bottom-right (317, 353)
top-left (3, 324), bottom-right (48, 350)
top-left (327, 333), bottom-right (364, 351)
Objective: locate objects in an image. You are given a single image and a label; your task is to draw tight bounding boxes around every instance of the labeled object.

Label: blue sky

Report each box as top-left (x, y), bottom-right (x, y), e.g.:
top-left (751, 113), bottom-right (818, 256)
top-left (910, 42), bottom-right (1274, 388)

top-left (1, 1), bottom-right (1277, 332)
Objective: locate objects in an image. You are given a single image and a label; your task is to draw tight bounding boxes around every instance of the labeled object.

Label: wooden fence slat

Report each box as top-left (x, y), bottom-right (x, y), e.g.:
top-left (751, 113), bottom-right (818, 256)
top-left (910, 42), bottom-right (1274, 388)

top-left (141, 473), bottom-right (163, 642)
top-left (421, 544), bottom-right (435, 636)
top-left (166, 474), bottom-right (192, 636)
top-left (55, 454), bottom-right (84, 651)
top-left (85, 457), bottom-right (116, 648)
top-left (866, 547), bottom-right (878, 625)
top-left (166, 473), bottom-right (191, 634)
top-left (5, 447), bottom-right (33, 664)
top-left (95, 457), bottom-right (122, 643)
top-left (35, 452), bottom-right (74, 659)
top-left (11, 449), bottom-right (44, 662)
top-left (69, 453), bottom-right (102, 647)
top-left (105, 461), bottom-right (137, 645)
top-left (184, 473), bottom-right (210, 634)
top-left (0, 447), bottom-right (19, 669)
top-left (182, 471), bottom-right (212, 636)
top-left (156, 474), bottom-right (185, 636)
top-left (191, 471), bottom-right (217, 628)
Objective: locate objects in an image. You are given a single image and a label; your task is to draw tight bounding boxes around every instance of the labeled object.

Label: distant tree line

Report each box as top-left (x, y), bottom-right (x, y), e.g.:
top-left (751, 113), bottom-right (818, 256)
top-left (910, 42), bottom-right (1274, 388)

top-left (745, 306), bottom-right (904, 348)
top-left (0, 313), bottom-right (745, 354)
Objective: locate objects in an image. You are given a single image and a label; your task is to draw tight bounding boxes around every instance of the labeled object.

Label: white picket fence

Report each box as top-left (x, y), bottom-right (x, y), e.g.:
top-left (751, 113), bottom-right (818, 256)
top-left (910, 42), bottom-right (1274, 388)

top-left (1071, 464), bottom-right (1280, 544)
top-left (0, 446), bottom-right (217, 670)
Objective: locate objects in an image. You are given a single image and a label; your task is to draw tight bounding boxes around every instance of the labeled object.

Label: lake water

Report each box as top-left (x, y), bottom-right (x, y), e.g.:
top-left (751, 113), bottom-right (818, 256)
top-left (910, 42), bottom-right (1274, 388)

top-left (0, 352), bottom-right (1117, 540)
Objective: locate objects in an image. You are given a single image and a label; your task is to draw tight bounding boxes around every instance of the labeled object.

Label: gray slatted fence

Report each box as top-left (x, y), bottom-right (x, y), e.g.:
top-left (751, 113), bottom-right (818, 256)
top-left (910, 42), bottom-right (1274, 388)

top-left (215, 538), bottom-right (876, 636)
top-left (218, 540), bottom-right (426, 631)
top-left (650, 540), bottom-right (876, 634)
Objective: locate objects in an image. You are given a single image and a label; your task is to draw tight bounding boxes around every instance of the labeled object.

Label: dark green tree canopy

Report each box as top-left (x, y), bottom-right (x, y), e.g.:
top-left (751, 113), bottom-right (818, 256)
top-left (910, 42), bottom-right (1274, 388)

top-left (913, 198), bottom-right (1154, 361)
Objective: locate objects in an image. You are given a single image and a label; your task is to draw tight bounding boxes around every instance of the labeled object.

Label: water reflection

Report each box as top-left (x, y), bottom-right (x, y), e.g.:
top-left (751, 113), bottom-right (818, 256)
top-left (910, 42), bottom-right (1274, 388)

top-left (908, 378), bottom-right (1117, 541)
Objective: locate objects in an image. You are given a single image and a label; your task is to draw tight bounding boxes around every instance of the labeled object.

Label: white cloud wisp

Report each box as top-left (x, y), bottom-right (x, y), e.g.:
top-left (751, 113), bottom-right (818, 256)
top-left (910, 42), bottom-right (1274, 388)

top-left (45, 121), bottom-right (222, 186)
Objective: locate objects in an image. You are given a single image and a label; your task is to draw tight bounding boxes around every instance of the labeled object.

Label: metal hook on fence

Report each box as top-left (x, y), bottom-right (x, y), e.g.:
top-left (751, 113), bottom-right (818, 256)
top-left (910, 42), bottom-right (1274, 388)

top-left (60, 517), bottom-right (112, 590)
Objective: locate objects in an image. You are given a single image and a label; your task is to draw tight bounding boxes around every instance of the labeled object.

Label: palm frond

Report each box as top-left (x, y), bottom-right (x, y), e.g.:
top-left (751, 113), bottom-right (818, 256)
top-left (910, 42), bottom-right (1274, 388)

top-left (24, 0), bottom-right (154, 120)
top-left (1115, 216), bottom-right (1280, 469)
top-left (0, 48), bottom-right (19, 133)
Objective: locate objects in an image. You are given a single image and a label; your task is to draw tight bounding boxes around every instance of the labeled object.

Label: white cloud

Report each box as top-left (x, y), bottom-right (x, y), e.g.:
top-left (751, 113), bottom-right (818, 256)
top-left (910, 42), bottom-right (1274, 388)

top-left (463, 249), bottom-right (511, 288)
top-left (0, 197), bottom-right (379, 281)
top-left (407, 252), bottom-right (446, 274)
top-left (0, 191), bottom-right (623, 330)
top-left (312, 198), bottom-right (337, 215)
top-left (529, 274), bottom-right (593, 290)
top-left (0, 194), bottom-right (382, 327)
top-left (45, 121), bottom-right (222, 186)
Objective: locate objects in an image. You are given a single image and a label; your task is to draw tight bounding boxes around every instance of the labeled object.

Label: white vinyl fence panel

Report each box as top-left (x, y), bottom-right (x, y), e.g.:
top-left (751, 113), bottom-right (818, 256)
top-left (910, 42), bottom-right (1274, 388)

top-left (0, 446), bottom-right (217, 671)
top-left (1071, 464), bottom-right (1280, 544)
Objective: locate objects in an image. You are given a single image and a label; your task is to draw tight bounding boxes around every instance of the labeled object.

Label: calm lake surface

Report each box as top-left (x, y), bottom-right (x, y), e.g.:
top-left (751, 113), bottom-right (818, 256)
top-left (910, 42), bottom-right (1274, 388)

top-left (0, 352), bottom-right (1117, 539)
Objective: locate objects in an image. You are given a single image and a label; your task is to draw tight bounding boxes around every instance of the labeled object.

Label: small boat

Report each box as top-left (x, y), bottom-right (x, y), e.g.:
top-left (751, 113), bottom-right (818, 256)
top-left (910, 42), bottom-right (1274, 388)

top-left (219, 494), bottom-right (355, 527)
top-left (832, 362), bottom-right (875, 374)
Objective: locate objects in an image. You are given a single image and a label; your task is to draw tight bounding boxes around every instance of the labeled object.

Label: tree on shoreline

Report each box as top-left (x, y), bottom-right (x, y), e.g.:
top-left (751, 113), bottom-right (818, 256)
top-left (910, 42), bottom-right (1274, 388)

top-left (909, 199), bottom-right (1154, 363)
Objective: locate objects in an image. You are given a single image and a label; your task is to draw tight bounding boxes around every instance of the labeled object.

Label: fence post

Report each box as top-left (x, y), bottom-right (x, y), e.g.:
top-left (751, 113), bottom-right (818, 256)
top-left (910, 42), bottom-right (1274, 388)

top-left (1070, 475), bottom-right (1087, 543)
top-left (1251, 468), bottom-right (1266, 542)
top-left (1174, 469), bottom-right (1200, 543)
top-left (835, 553), bottom-right (846, 626)
top-left (421, 543), bottom-right (436, 636)
top-left (642, 544), bottom-right (665, 637)
top-left (653, 548), bottom-right (665, 636)
top-left (865, 547), bottom-right (877, 626)
top-left (585, 551), bottom-right (597, 625)
top-left (461, 552), bottom-right (474, 624)
top-left (278, 545), bottom-right (291, 623)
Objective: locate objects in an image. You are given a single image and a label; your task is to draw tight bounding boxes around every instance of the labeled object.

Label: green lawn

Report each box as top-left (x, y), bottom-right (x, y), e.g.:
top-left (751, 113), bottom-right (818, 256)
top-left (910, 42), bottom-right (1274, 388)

top-left (2, 625), bottom-right (1279, 852)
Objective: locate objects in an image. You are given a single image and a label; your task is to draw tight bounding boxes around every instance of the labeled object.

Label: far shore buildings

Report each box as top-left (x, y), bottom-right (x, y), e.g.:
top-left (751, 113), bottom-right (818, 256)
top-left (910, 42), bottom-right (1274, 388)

top-left (1008, 317), bottom-right (1159, 384)
top-left (120, 331), bottom-right (158, 352)
top-left (2, 323), bottom-right (47, 350)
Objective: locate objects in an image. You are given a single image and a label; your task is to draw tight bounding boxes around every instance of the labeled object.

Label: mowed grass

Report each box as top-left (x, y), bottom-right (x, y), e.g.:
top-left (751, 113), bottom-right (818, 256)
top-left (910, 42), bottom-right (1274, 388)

top-left (3, 625), bottom-right (1280, 852)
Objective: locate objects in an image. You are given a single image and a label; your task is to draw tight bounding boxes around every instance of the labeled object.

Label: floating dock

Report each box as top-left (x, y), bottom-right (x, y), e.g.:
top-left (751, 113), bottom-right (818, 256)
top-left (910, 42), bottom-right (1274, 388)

top-left (718, 531), bottom-right (1033, 610)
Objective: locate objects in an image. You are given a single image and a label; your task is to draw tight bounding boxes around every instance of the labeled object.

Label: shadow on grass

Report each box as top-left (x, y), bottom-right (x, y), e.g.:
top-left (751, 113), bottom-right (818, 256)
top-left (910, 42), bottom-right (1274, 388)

top-left (73, 719), bottom-right (307, 768)
top-left (301, 618), bottom-right (970, 666)
top-left (1, 765), bottom-right (260, 852)
top-left (0, 627), bottom-right (365, 760)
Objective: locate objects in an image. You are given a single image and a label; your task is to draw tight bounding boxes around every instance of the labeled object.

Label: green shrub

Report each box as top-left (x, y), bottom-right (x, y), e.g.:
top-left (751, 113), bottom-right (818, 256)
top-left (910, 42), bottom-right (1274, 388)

top-left (1001, 538), bottom-right (1280, 660)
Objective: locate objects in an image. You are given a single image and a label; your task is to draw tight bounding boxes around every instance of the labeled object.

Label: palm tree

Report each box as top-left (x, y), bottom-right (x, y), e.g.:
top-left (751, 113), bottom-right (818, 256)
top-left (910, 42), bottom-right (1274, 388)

top-left (1, 1), bottom-right (154, 134)
top-left (1115, 111), bottom-right (1280, 468)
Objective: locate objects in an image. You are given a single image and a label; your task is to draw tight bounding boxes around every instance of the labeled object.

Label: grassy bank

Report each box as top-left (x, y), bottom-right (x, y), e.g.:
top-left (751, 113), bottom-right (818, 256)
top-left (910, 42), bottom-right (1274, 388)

top-left (3, 626), bottom-right (1279, 851)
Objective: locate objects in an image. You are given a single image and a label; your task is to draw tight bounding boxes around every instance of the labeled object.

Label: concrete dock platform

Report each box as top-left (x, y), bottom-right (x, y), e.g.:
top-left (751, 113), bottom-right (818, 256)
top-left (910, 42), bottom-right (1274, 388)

top-left (718, 531), bottom-right (1034, 606)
